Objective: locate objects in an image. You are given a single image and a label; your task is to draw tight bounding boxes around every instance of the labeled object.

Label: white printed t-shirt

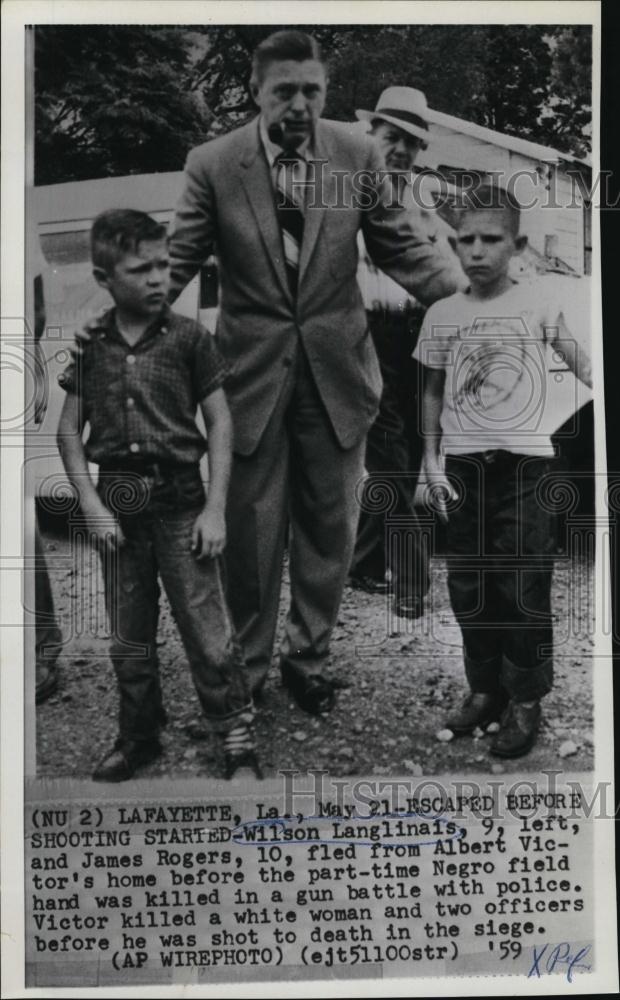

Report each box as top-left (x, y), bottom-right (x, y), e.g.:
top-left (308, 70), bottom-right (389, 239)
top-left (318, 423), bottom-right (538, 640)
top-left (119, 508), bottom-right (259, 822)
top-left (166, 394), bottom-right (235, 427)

top-left (413, 277), bottom-right (579, 456)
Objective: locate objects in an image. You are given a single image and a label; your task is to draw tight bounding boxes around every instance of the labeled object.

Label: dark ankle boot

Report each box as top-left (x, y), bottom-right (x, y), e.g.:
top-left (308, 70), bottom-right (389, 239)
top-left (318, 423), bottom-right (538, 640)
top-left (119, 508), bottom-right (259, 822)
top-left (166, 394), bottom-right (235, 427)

top-left (490, 700), bottom-right (541, 758)
top-left (446, 691), bottom-right (508, 735)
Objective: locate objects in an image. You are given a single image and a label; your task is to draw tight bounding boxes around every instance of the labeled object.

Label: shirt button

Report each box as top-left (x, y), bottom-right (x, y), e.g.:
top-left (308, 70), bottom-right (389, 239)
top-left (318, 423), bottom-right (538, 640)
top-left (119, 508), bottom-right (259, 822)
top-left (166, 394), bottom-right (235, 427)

top-left (127, 354), bottom-right (136, 365)
top-left (127, 397), bottom-right (135, 407)
top-left (129, 443), bottom-right (140, 453)
top-left (161, 325), bottom-right (168, 334)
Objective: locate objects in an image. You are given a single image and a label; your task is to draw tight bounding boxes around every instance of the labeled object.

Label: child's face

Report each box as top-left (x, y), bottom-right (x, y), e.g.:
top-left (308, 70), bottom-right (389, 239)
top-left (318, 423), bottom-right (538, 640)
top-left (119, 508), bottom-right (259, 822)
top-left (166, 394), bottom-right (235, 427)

top-left (98, 239), bottom-right (170, 318)
top-left (453, 209), bottom-right (523, 294)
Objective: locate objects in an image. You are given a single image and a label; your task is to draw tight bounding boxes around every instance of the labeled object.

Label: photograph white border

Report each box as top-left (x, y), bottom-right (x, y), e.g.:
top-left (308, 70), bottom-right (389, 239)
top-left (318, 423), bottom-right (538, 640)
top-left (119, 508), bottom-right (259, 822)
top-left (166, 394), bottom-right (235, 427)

top-left (2, 2), bottom-right (615, 997)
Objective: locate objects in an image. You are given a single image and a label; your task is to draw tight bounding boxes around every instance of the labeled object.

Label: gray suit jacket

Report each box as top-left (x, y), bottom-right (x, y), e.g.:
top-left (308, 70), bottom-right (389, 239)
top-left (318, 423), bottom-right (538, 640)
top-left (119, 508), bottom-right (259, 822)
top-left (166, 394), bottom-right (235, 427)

top-left (169, 117), bottom-right (460, 455)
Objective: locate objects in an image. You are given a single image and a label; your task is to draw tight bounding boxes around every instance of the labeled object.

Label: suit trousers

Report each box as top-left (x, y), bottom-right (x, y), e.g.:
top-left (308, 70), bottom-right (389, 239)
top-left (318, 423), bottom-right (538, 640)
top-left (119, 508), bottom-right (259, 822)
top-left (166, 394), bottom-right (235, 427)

top-left (351, 308), bottom-right (429, 600)
top-left (225, 343), bottom-right (366, 694)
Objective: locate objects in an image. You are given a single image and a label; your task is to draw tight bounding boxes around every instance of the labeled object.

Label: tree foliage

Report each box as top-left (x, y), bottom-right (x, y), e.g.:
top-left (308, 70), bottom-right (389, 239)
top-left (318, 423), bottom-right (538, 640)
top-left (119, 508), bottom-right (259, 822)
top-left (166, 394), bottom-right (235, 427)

top-left (545, 27), bottom-right (593, 158)
top-left (35, 23), bottom-right (592, 185)
top-left (35, 26), bottom-right (210, 183)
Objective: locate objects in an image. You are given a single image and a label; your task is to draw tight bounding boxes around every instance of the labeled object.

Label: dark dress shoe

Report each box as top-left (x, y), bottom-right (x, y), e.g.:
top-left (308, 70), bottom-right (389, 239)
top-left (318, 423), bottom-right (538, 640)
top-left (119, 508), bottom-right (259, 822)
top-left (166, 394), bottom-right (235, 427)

top-left (281, 665), bottom-right (336, 715)
top-left (348, 574), bottom-right (389, 595)
top-left (225, 749), bottom-right (263, 781)
top-left (393, 595), bottom-right (424, 619)
top-left (92, 739), bottom-right (162, 782)
top-left (446, 691), bottom-right (508, 735)
top-left (490, 700), bottom-right (541, 758)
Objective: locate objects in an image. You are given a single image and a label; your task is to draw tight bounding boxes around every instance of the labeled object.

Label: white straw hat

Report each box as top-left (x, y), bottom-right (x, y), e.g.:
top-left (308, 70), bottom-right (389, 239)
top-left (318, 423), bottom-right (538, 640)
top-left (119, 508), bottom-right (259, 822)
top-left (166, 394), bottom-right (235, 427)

top-left (356, 86), bottom-right (431, 147)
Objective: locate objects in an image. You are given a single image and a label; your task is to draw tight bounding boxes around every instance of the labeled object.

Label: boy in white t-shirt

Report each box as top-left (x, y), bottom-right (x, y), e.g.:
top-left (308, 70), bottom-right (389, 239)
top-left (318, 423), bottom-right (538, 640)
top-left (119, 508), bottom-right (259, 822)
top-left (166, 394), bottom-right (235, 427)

top-left (414, 184), bottom-right (592, 758)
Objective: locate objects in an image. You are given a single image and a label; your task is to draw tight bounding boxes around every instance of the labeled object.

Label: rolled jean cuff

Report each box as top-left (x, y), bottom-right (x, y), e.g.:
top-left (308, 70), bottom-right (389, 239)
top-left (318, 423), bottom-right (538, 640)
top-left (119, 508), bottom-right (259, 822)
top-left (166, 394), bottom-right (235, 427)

top-left (502, 655), bottom-right (553, 702)
top-left (205, 704), bottom-right (255, 734)
top-left (464, 653), bottom-right (503, 693)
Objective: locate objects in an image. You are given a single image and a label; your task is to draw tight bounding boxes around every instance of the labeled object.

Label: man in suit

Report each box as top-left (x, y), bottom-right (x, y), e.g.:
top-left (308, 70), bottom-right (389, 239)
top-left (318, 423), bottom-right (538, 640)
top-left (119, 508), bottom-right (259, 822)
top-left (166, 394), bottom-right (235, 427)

top-left (168, 30), bottom-right (462, 715)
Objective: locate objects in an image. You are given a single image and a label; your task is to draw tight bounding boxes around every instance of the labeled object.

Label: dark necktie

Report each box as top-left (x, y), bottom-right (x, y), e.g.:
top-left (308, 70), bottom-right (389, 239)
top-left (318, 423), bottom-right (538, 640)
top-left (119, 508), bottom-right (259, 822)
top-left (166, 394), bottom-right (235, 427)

top-left (274, 151), bottom-right (305, 295)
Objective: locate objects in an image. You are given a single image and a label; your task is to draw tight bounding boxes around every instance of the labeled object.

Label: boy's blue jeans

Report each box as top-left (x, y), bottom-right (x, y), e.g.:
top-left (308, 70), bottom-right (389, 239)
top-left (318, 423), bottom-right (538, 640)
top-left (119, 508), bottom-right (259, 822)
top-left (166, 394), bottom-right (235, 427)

top-left (444, 451), bottom-right (556, 702)
top-left (96, 464), bottom-right (253, 745)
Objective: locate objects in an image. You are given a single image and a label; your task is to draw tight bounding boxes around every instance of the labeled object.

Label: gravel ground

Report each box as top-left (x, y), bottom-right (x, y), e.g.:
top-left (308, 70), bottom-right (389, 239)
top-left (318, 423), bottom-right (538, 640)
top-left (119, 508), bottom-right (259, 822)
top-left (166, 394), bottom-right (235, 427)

top-left (35, 527), bottom-right (595, 780)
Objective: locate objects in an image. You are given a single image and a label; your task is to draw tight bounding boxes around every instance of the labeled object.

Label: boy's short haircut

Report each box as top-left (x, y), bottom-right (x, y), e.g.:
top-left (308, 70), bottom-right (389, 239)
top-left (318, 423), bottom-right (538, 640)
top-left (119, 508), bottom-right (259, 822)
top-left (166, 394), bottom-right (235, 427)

top-left (455, 182), bottom-right (522, 236)
top-left (91, 209), bottom-right (168, 274)
top-left (250, 30), bottom-right (322, 88)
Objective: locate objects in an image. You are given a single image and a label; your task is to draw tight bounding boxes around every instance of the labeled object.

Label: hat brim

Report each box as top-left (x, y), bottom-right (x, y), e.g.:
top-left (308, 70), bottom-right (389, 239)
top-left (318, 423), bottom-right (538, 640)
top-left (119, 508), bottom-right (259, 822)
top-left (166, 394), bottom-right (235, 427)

top-left (355, 109), bottom-right (429, 148)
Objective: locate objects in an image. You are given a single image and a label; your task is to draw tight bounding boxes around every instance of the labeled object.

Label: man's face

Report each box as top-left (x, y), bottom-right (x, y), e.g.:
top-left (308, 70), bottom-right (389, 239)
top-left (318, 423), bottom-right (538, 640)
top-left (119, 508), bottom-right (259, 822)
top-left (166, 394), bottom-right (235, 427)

top-left (371, 120), bottom-right (424, 173)
top-left (97, 239), bottom-right (170, 318)
top-left (252, 59), bottom-right (327, 148)
top-left (453, 210), bottom-right (521, 293)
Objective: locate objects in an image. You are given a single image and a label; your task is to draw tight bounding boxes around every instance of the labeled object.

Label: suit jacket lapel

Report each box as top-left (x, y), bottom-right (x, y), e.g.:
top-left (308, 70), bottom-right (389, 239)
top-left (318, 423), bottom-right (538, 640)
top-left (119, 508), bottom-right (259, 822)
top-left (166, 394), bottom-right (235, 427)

top-left (299, 122), bottom-right (335, 285)
top-left (239, 120), bottom-right (292, 304)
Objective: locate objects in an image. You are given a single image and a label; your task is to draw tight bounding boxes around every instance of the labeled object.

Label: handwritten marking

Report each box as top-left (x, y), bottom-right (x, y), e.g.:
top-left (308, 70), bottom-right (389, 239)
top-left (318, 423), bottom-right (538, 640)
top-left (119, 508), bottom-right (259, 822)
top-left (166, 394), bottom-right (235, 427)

top-left (528, 942), bottom-right (592, 983)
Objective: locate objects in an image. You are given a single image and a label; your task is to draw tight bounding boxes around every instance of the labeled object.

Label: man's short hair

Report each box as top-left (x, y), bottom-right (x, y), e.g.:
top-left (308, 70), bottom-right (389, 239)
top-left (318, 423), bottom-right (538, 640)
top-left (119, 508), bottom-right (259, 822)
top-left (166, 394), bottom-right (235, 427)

top-left (250, 30), bottom-right (323, 88)
top-left (91, 209), bottom-right (167, 274)
top-left (455, 183), bottom-right (522, 236)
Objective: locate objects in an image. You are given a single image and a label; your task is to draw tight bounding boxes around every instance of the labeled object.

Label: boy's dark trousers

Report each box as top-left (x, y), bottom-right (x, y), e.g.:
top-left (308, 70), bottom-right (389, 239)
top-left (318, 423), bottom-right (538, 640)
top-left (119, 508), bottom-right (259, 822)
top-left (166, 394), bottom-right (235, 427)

top-left (96, 463), bottom-right (253, 744)
top-left (351, 307), bottom-right (429, 601)
top-left (444, 451), bottom-right (556, 702)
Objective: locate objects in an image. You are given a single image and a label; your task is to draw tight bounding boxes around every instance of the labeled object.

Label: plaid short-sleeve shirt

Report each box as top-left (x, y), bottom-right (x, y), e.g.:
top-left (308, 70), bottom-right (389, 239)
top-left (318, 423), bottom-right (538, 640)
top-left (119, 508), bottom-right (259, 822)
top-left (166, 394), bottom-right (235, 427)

top-left (59, 306), bottom-right (229, 465)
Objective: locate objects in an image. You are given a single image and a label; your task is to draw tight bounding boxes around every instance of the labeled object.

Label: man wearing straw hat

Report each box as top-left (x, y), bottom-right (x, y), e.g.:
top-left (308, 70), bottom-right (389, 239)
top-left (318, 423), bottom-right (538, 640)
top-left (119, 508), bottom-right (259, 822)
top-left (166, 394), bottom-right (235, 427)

top-left (350, 87), bottom-right (460, 618)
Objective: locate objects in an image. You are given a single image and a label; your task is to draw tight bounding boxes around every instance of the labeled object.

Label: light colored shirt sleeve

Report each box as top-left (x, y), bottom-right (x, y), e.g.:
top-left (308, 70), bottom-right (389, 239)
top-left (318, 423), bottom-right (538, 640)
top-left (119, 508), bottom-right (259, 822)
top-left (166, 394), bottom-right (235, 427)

top-left (413, 301), bottom-right (456, 368)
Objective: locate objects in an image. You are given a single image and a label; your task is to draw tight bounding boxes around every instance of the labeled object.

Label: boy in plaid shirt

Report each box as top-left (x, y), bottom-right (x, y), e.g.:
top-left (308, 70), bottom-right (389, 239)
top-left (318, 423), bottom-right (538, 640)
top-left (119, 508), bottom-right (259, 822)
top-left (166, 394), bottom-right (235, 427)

top-left (57, 209), bottom-right (260, 781)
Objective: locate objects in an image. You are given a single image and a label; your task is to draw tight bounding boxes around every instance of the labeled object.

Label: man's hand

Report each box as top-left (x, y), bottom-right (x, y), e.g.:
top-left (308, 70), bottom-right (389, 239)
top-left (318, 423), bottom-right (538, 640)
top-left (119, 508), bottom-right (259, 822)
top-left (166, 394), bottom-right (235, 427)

top-left (70, 326), bottom-right (93, 359)
top-left (71, 308), bottom-right (108, 356)
top-left (424, 455), bottom-right (456, 524)
top-left (82, 499), bottom-right (126, 553)
top-left (191, 506), bottom-right (226, 560)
